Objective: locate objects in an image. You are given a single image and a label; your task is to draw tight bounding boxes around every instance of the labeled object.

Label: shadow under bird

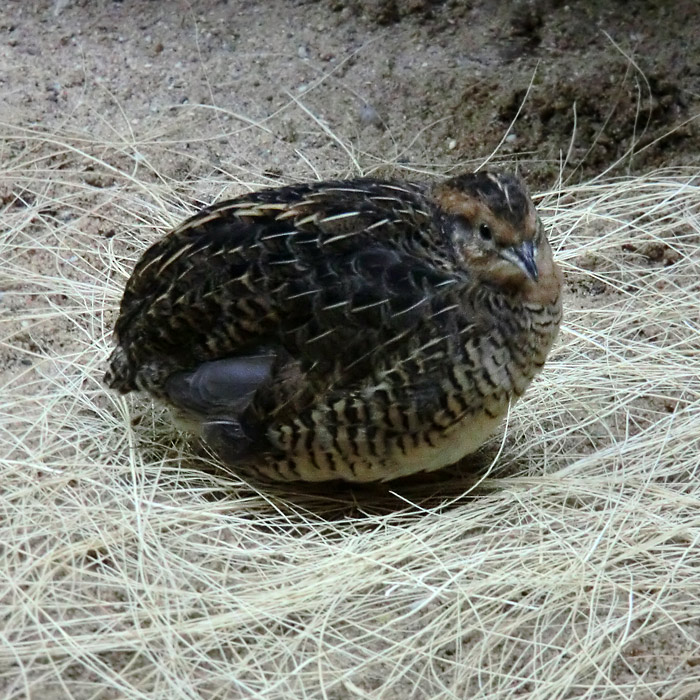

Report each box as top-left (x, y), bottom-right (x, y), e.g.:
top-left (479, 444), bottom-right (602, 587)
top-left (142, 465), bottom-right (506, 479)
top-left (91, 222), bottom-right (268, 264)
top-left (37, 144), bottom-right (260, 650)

top-left (105, 171), bottom-right (563, 483)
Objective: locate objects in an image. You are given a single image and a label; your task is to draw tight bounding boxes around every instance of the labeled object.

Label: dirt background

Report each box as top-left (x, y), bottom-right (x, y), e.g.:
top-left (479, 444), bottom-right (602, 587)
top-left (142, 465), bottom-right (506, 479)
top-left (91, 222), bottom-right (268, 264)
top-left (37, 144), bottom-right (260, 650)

top-left (2, 0), bottom-right (699, 698)
top-left (2, 0), bottom-right (698, 186)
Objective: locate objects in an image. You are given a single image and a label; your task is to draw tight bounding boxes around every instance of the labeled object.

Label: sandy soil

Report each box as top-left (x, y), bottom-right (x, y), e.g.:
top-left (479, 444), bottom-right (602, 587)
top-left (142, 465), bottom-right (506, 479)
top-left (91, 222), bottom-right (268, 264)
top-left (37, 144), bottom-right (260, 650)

top-left (3, 1), bottom-right (698, 182)
top-left (2, 1), bottom-right (700, 698)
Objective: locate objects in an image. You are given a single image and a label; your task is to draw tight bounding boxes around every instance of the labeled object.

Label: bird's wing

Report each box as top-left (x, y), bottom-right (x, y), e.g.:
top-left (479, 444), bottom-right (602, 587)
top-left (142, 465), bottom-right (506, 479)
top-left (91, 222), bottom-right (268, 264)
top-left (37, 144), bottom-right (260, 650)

top-left (108, 180), bottom-right (462, 392)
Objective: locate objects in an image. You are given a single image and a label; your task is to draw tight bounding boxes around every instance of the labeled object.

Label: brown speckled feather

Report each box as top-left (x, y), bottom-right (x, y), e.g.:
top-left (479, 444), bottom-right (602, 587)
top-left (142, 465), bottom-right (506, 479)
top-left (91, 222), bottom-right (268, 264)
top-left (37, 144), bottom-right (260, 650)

top-left (106, 172), bottom-right (562, 483)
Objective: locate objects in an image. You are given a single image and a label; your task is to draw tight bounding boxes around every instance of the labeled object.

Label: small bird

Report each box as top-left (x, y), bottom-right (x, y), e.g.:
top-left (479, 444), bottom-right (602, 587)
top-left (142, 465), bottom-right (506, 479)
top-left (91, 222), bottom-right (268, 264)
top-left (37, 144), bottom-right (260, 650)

top-left (105, 171), bottom-right (562, 483)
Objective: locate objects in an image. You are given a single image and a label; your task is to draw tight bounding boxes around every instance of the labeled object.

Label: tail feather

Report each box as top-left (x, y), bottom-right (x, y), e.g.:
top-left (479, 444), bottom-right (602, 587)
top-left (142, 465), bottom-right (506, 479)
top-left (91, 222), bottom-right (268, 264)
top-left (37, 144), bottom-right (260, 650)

top-left (104, 346), bottom-right (134, 393)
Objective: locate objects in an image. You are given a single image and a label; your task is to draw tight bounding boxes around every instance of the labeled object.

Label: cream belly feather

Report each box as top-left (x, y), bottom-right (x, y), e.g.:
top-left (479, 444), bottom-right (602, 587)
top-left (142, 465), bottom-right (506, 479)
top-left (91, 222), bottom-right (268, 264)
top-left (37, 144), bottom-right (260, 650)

top-left (270, 410), bottom-right (506, 483)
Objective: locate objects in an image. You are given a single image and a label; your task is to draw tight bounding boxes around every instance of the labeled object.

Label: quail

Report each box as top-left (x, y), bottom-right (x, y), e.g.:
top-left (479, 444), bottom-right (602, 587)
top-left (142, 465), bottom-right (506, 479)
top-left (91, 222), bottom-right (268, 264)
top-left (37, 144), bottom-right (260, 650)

top-left (105, 171), bottom-right (563, 483)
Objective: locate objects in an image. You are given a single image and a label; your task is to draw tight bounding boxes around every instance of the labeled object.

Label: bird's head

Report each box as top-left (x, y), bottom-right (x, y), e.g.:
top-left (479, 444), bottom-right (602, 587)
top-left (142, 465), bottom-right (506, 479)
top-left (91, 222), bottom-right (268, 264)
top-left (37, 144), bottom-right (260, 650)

top-left (434, 171), bottom-right (550, 293)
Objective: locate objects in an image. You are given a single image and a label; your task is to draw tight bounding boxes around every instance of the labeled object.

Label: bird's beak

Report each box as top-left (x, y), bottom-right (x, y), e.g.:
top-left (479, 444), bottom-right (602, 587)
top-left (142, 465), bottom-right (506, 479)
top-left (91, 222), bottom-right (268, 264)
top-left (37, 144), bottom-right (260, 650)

top-left (502, 240), bottom-right (538, 281)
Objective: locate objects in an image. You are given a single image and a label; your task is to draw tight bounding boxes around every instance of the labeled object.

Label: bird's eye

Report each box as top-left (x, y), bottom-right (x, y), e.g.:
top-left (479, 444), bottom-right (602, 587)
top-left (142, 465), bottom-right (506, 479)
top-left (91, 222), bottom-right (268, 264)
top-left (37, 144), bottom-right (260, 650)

top-left (478, 223), bottom-right (492, 241)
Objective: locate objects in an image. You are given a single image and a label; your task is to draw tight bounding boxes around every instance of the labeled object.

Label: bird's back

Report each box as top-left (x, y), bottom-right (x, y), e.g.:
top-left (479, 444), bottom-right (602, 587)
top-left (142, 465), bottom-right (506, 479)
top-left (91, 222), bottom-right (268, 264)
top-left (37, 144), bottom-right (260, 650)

top-left (106, 179), bottom-right (457, 394)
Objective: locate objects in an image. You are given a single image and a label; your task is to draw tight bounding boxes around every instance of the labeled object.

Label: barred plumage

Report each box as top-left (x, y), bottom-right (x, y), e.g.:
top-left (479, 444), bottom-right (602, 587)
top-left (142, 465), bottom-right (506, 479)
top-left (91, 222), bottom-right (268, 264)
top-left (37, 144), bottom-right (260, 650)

top-left (106, 171), bottom-right (563, 483)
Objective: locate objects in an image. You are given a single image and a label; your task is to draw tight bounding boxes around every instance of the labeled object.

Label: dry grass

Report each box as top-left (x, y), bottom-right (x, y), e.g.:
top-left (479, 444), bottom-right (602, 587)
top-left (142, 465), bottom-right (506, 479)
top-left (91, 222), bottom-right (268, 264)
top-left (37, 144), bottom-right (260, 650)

top-left (1, 109), bottom-right (700, 699)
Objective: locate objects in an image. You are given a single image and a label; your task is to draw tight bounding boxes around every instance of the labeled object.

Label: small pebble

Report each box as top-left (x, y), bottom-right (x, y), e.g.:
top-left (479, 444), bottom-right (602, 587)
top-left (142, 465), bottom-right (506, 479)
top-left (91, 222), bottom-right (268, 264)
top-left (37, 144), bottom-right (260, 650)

top-left (298, 45), bottom-right (309, 59)
top-left (359, 103), bottom-right (382, 128)
top-left (447, 139), bottom-right (457, 150)
top-left (505, 133), bottom-right (517, 143)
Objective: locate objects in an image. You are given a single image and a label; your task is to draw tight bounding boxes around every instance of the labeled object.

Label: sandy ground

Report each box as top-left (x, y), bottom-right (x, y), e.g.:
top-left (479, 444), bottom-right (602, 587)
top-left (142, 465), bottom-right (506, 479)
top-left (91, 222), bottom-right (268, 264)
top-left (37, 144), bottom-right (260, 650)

top-left (2, 1), bottom-right (700, 698)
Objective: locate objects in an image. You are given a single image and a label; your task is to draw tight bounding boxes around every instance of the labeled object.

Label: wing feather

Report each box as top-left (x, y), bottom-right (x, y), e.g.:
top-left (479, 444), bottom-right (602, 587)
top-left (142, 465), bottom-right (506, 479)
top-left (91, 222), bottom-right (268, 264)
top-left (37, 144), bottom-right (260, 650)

top-left (107, 179), bottom-right (461, 393)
